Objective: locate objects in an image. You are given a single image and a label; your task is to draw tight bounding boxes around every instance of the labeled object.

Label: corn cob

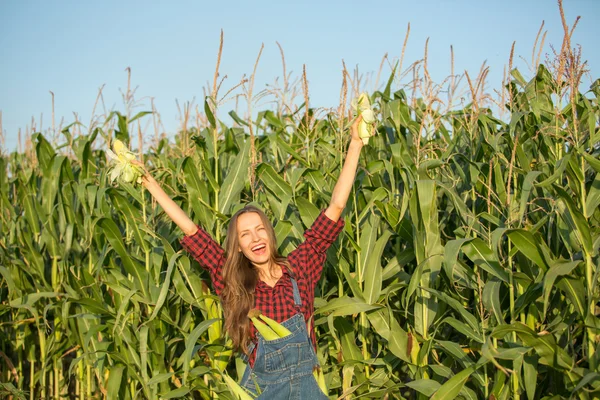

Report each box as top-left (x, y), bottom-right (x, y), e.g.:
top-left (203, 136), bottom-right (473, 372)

top-left (250, 314), bottom-right (280, 341)
top-left (248, 309), bottom-right (292, 340)
top-left (351, 93), bottom-right (377, 145)
top-left (106, 139), bottom-right (146, 185)
top-left (257, 313), bottom-right (292, 337)
top-left (222, 373), bottom-right (256, 400)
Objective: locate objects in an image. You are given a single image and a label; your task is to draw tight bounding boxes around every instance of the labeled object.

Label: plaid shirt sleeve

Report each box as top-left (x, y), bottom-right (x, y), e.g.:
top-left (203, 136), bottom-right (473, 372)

top-left (180, 227), bottom-right (225, 295)
top-left (287, 210), bottom-right (344, 287)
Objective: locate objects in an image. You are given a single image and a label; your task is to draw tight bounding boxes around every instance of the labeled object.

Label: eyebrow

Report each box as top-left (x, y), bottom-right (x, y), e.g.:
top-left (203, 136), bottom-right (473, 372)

top-left (238, 224), bottom-right (264, 234)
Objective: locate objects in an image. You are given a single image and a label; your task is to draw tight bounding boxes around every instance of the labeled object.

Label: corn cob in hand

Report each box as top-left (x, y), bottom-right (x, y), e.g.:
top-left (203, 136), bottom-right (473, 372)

top-left (351, 93), bottom-right (377, 145)
top-left (106, 139), bottom-right (146, 185)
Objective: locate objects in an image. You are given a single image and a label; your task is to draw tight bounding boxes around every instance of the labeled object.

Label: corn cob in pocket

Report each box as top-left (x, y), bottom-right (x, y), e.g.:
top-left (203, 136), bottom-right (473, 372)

top-left (248, 308), bottom-right (292, 340)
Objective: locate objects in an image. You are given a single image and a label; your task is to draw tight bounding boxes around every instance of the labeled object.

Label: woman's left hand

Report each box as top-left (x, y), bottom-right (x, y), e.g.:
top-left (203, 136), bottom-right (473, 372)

top-left (350, 115), bottom-right (364, 144)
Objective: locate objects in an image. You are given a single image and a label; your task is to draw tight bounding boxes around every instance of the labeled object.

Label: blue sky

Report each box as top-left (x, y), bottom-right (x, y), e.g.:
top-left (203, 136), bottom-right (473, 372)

top-left (1, 0), bottom-right (599, 151)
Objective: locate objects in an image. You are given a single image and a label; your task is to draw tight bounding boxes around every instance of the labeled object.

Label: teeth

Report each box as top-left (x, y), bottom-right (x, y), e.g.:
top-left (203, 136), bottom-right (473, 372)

top-left (252, 244), bottom-right (266, 251)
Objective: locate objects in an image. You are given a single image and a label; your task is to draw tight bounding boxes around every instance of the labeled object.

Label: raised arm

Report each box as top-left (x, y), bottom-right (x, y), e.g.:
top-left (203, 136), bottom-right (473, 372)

top-left (325, 116), bottom-right (365, 222)
top-left (138, 165), bottom-right (225, 293)
top-left (140, 172), bottom-right (198, 236)
top-left (288, 117), bottom-right (363, 283)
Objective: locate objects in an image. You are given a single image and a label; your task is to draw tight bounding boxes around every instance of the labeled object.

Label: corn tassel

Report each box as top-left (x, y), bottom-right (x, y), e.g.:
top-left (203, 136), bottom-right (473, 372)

top-left (222, 374), bottom-right (256, 400)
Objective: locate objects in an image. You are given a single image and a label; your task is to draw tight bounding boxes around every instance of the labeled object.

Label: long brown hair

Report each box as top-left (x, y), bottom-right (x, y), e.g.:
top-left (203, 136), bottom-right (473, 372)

top-left (221, 205), bottom-right (287, 354)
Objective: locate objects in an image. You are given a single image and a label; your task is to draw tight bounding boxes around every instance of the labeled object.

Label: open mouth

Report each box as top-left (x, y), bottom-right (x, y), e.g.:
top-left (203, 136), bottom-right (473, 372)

top-left (251, 244), bottom-right (267, 256)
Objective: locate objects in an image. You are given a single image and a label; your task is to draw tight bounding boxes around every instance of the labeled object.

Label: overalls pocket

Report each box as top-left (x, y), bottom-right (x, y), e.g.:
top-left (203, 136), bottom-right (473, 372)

top-left (263, 341), bottom-right (313, 372)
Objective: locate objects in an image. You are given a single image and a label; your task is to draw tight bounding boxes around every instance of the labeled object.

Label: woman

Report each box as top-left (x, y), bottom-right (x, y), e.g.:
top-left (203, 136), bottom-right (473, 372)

top-left (139, 116), bottom-right (366, 398)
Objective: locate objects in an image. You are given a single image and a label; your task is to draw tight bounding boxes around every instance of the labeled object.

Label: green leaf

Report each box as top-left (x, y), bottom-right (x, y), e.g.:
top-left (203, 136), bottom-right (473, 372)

top-left (430, 365), bottom-right (477, 400)
top-left (106, 364), bottom-right (125, 400)
top-left (129, 111), bottom-right (152, 124)
top-left (411, 180), bottom-right (444, 337)
top-left (442, 317), bottom-right (483, 343)
top-left (556, 277), bottom-right (586, 317)
top-left (204, 96), bottom-right (216, 128)
top-left (160, 387), bottom-right (191, 399)
top-left (542, 260), bottom-right (580, 320)
top-left (140, 325), bottom-right (149, 382)
top-left (585, 173), bottom-right (600, 218)
top-left (443, 238), bottom-right (472, 282)
top-left (358, 187), bottom-right (389, 222)
top-left (536, 153), bottom-right (571, 187)
top-left (405, 379), bottom-right (441, 396)
top-left (183, 155), bottom-right (217, 193)
top-left (492, 322), bottom-right (573, 370)
top-left (146, 252), bottom-right (180, 322)
top-left (295, 196), bottom-right (320, 228)
top-left (555, 186), bottom-right (593, 255)
top-left (0, 266), bottom-right (17, 297)
top-left (423, 288), bottom-right (481, 339)
top-left (518, 171), bottom-right (543, 224)
top-left (367, 308), bottom-right (410, 362)
top-left (572, 372), bottom-right (600, 394)
top-left (218, 139), bottom-right (250, 214)
top-left (228, 110), bottom-right (249, 126)
top-left (303, 168), bottom-right (330, 196)
top-left (147, 372), bottom-right (174, 386)
top-left (33, 133), bottom-right (56, 172)
top-left (112, 288), bottom-right (137, 337)
top-left (523, 355), bottom-right (538, 400)
top-left (316, 296), bottom-right (381, 317)
top-left (359, 213), bottom-right (393, 304)
top-left (436, 340), bottom-right (475, 368)
top-left (507, 229), bottom-right (549, 271)
top-left (276, 136), bottom-right (309, 167)
top-left (333, 317), bottom-right (363, 361)
top-left (491, 322), bottom-right (536, 340)
top-left (463, 238), bottom-right (509, 282)
top-left (97, 217), bottom-right (149, 299)
top-left (580, 150), bottom-right (600, 174)
top-left (257, 162), bottom-right (293, 201)
top-left (182, 318), bottom-right (219, 384)
top-left (109, 190), bottom-right (150, 253)
top-left (75, 298), bottom-right (113, 315)
top-left (483, 278), bottom-right (504, 324)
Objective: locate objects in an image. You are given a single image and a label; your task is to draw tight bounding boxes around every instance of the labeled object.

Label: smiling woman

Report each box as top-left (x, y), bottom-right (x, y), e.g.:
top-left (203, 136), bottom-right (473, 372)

top-left (138, 116), bottom-right (367, 398)
top-left (235, 210), bottom-right (278, 275)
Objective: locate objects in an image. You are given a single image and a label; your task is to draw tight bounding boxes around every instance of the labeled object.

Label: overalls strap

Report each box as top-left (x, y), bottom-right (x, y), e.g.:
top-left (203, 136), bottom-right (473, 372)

top-left (290, 274), bottom-right (302, 308)
top-left (241, 341), bottom-right (256, 363)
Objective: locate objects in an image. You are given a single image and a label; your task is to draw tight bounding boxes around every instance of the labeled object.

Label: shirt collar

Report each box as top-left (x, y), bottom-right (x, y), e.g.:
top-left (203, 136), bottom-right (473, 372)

top-left (255, 265), bottom-right (291, 291)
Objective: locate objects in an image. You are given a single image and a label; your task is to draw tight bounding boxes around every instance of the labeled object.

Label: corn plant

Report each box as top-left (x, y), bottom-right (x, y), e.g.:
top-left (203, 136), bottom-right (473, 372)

top-left (1, 25), bottom-right (599, 400)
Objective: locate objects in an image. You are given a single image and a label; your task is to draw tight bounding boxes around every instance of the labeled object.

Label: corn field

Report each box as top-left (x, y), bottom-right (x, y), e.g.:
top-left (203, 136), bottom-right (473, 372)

top-left (1, 19), bottom-right (600, 400)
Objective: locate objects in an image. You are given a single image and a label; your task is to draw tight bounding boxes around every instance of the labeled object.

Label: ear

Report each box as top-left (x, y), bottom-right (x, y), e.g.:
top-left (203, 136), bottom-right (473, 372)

top-left (238, 247), bottom-right (242, 253)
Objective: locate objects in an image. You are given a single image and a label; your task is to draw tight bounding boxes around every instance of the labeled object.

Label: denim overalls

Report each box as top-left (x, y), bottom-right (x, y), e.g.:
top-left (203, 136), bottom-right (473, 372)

top-left (239, 275), bottom-right (328, 399)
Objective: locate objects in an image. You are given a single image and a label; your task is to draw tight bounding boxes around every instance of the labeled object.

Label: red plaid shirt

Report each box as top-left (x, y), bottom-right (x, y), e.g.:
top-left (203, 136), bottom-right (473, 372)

top-left (180, 210), bottom-right (344, 365)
